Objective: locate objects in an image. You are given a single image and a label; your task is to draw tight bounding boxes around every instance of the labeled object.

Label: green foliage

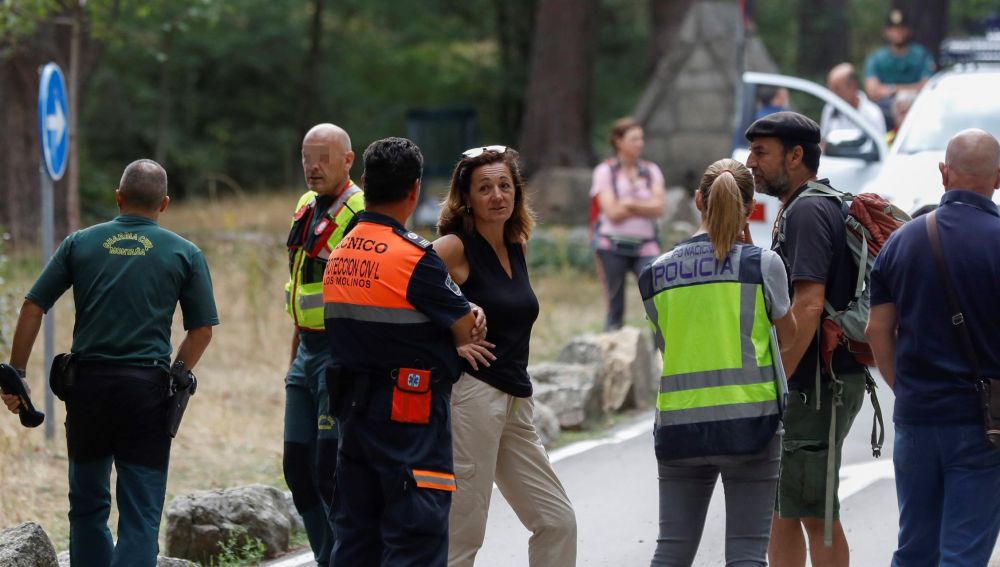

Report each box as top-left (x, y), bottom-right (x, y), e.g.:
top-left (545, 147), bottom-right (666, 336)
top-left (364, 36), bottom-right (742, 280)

top-left (0, 0), bottom-right (57, 53)
top-left (206, 528), bottom-right (267, 567)
top-left (591, 0), bottom-right (652, 157)
top-left (527, 227), bottom-right (595, 275)
top-left (13, 0), bottom-right (999, 227)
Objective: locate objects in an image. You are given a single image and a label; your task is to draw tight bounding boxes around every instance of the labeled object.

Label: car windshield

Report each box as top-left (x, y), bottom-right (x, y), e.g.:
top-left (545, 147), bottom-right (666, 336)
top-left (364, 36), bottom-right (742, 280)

top-left (897, 71), bottom-right (1000, 154)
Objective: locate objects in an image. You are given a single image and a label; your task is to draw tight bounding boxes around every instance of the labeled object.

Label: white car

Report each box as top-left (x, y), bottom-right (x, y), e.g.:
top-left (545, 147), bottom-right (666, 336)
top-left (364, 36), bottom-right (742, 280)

top-left (732, 72), bottom-right (890, 247)
top-left (862, 65), bottom-right (1000, 214)
top-left (732, 65), bottom-right (1000, 246)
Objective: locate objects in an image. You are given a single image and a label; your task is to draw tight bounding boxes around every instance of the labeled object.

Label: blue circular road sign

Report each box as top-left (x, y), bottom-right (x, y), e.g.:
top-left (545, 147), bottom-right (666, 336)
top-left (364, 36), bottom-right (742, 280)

top-left (38, 63), bottom-right (69, 181)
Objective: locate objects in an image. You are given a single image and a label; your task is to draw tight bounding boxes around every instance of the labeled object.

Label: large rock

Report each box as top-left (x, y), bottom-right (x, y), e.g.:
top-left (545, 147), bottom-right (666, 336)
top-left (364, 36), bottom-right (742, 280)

top-left (528, 167), bottom-right (594, 226)
top-left (165, 484), bottom-right (292, 563)
top-left (57, 552), bottom-right (195, 567)
top-left (634, 1), bottom-right (779, 189)
top-left (0, 522), bottom-right (58, 567)
top-left (531, 400), bottom-right (561, 448)
top-left (528, 362), bottom-right (602, 429)
top-left (558, 327), bottom-right (658, 411)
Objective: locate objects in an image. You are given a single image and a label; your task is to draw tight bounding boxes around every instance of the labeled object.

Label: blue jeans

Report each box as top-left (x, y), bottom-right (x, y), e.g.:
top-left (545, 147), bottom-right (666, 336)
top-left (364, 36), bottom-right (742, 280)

top-left (893, 422), bottom-right (1000, 567)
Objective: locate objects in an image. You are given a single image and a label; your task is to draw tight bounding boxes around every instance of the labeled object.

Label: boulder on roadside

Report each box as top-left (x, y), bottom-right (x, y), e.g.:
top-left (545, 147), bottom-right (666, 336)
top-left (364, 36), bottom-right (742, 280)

top-left (528, 167), bottom-right (594, 226)
top-left (165, 484), bottom-right (292, 563)
top-left (558, 327), bottom-right (658, 411)
top-left (0, 522), bottom-right (58, 567)
top-left (531, 400), bottom-right (561, 447)
top-left (529, 362), bottom-right (602, 429)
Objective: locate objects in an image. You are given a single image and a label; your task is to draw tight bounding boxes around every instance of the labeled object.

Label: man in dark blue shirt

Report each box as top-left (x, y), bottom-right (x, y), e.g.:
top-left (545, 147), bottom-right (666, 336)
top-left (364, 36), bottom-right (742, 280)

top-left (868, 128), bottom-right (1000, 566)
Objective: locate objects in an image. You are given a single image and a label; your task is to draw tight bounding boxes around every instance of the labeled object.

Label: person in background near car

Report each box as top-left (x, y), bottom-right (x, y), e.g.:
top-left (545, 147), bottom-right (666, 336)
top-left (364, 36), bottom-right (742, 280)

top-left (745, 112), bottom-right (867, 567)
top-left (639, 158), bottom-right (795, 567)
top-left (867, 129), bottom-right (1000, 567)
top-left (434, 145), bottom-right (576, 567)
top-left (821, 63), bottom-right (887, 143)
top-left (886, 90), bottom-right (917, 146)
top-left (590, 117), bottom-right (666, 331)
top-left (756, 86), bottom-right (791, 121)
top-left (864, 9), bottom-right (935, 129)
top-left (733, 86), bottom-right (792, 151)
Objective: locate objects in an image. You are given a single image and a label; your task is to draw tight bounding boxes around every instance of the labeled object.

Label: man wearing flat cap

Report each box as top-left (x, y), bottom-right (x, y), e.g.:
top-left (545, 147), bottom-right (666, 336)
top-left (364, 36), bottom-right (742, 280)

top-left (864, 9), bottom-right (935, 128)
top-left (746, 112), bottom-right (866, 567)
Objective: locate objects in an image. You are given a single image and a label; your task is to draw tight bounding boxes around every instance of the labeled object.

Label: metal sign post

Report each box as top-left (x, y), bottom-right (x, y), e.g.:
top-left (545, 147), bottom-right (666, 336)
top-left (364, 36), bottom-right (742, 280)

top-left (38, 63), bottom-right (69, 440)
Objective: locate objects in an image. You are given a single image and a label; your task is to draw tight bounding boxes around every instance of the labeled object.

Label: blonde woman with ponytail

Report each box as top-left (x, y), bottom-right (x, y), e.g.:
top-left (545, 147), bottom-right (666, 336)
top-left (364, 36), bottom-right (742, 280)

top-left (637, 158), bottom-right (796, 567)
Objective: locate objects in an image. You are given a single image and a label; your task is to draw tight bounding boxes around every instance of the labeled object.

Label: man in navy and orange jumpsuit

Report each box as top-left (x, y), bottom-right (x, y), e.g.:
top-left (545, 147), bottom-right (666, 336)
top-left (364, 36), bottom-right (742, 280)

top-left (322, 137), bottom-right (483, 567)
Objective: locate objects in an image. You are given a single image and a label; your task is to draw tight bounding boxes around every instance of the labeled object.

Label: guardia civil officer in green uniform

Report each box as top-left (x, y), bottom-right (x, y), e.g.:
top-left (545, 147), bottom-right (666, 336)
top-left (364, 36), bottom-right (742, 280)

top-left (639, 158), bottom-right (795, 566)
top-left (283, 123), bottom-right (364, 567)
top-left (2, 159), bottom-right (218, 567)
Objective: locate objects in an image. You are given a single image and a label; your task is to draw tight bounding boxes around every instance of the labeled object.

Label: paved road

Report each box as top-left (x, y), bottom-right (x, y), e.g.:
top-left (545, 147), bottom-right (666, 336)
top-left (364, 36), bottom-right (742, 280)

top-left (268, 379), bottom-right (1000, 566)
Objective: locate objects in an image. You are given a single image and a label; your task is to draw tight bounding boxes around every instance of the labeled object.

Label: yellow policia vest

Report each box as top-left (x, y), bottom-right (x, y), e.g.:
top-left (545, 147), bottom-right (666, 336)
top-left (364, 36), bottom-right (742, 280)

top-left (638, 238), bottom-right (784, 461)
top-left (285, 181), bottom-right (364, 331)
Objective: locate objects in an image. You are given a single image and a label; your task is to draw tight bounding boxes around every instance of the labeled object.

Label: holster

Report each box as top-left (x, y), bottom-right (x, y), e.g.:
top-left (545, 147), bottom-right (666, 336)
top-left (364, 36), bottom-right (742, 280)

top-left (326, 365), bottom-right (371, 418)
top-left (325, 364), bottom-right (345, 410)
top-left (49, 352), bottom-right (77, 401)
top-left (167, 361), bottom-right (197, 438)
top-left (978, 378), bottom-right (1000, 449)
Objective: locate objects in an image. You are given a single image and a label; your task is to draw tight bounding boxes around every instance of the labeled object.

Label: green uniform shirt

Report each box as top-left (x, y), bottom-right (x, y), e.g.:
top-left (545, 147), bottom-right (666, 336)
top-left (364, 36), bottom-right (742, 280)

top-left (864, 44), bottom-right (934, 86)
top-left (27, 215), bottom-right (219, 369)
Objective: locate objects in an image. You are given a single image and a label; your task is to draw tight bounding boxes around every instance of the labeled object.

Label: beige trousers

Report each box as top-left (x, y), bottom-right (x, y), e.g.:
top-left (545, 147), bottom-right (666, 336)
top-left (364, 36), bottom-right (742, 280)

top-left (447, 374), bottom-right (577, 567)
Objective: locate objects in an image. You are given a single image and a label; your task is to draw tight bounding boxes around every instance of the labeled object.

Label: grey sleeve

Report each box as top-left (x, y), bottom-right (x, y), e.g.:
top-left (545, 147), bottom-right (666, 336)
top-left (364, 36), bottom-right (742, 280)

top-left (761, 250), bottom-right (790, 321)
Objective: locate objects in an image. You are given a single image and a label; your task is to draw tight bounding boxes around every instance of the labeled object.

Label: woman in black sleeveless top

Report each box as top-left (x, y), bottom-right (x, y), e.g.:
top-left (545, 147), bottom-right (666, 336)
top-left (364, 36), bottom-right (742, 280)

top-left (434, 146), bottom-right (577, 567)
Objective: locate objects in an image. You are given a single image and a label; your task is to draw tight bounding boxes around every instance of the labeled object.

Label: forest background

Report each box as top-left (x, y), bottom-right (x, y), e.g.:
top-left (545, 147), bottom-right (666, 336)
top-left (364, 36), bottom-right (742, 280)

top-left (0, 0), bottom-right (998, 555)
top-left (1, 0), bottom-right (997, 243)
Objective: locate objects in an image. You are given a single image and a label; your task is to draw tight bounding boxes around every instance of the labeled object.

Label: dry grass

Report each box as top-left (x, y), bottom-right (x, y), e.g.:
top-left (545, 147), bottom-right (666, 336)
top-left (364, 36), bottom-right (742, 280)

top-left (0, 192), bottom-right (649, 552)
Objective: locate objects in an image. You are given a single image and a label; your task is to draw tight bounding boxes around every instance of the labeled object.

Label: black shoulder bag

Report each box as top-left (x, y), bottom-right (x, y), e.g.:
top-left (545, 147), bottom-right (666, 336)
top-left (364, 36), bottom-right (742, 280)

top-left (926, 210), bottom-right (1000, 449)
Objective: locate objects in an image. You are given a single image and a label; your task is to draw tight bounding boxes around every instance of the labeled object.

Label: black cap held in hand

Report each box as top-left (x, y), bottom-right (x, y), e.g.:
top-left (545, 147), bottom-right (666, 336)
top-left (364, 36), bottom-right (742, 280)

top-left (0, 363), bottom-right (45, 428)
top-left (745, 111), bottom-right (821, 145)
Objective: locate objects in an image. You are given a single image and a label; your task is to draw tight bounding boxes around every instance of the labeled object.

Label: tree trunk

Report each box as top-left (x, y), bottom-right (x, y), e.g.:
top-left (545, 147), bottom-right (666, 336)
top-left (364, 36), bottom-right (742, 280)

top-left (649, 0), bottom-right (694, 66)
top-left (154, 26), bottom-right (174, 167)
top-left (0, 24), bottom-right (68, 246)
top-left (796, 0), bottom-right (849, 81)
top-left (518, 0), bottom-right (597, 176)
top-left (495, 0), bottom-right (537, 146)
top-left (893, 0), bottom-right (948, 66)
top-left (297, 0), bottom-right (325, 136)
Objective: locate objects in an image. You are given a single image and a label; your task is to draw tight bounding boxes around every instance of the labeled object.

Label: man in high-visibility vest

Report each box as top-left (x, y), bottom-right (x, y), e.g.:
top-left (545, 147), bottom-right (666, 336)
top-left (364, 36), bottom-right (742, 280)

top-left (283, 123), bottom-right (364, 567)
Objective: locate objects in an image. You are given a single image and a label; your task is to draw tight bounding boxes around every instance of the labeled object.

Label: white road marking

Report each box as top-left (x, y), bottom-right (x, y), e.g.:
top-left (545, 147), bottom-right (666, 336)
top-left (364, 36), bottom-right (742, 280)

top-left (838, 458), bottom-right (895, 499)
top-left (266, 549), bottom-right (313, 567)
top-left (548, 414), bottom-right (653, 463)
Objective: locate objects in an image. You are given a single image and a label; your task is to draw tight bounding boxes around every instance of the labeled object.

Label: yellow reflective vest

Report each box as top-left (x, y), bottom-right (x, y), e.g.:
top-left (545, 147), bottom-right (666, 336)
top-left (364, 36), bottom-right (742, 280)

top-left (285, 182), bottom-right (364, 331)
top-left (638, 236), bottom-right (785, 461)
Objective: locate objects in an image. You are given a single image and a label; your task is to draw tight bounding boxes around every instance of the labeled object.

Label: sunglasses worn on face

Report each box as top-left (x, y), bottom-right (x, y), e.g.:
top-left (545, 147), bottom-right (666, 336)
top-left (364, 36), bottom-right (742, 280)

top-left (461, 145), bottom-right (508, 159)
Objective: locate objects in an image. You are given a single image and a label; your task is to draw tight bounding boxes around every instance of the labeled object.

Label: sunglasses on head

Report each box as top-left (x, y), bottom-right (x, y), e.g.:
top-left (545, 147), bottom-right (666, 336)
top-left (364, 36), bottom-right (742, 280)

top-left (461, 145), bottom-right (508, 159)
